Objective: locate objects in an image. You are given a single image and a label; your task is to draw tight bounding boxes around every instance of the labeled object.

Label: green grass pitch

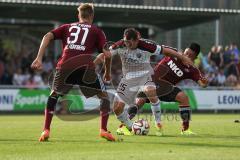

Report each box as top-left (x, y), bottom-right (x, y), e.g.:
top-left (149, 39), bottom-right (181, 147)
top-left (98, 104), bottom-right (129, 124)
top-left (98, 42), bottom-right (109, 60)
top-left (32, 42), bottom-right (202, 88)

top-left (0, 114), bottom-right (239, 160)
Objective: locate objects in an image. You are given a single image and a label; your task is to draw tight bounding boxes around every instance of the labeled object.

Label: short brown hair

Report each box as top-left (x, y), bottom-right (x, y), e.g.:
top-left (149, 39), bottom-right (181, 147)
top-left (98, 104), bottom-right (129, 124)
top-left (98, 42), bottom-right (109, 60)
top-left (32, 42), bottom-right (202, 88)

top-left (124, 28), bottom-right (140, 41)
top-left (77, 3), bottom-right (94, 19)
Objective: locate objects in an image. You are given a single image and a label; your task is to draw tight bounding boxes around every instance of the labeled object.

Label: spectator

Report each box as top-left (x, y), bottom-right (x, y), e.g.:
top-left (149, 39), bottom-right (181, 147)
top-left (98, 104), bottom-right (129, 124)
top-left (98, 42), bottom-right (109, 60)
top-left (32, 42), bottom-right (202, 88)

top-left (224, 45), bottom-right (240, 79)
top-left (229, 43), bottom-right (239, 64)
top-left (208, 45), bottom-right (223, 69)
top-left (32, 71), bottom-right (44, 86)
top-left (207, 71), bottom-right (218, 86)
top-left (223, 45), bottom-right (232, 67)
top-left (225, 74), bottom-right (238, 86)
top-left (0, 66), bottom-right (13, 85)
top-left (25, 74), bottom-right (38, 88)
top-left (216, 69), bottom-right (226, 86)
top-left (22, 69), bottom-right (31, 84)
top-left (12, 68), bottom-right (25, 85)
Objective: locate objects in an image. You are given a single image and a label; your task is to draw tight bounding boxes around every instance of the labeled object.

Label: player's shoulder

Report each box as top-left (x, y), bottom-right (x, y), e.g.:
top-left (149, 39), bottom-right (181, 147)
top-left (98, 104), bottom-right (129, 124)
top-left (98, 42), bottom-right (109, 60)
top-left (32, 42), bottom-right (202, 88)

top-left (111, 39), bottom-right (125, 50)
top-left (55, 23), bottom-right (71, 29)
top-left (138, 38), bottom-right (158, 52)
top-left (88, 24), bottom-right (103, 31)
top-left (159, 56), bottom-right (172, 64)
top-left (65, 22), bottom-right (77, 27)
top-left (139, 38), bottom-right (157, 45)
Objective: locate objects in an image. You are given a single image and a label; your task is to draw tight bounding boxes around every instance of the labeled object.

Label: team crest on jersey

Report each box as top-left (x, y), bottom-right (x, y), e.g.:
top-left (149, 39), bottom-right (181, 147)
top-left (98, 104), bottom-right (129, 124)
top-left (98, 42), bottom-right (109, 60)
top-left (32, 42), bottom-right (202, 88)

top-left (136, 53), bottom-right (142, 58)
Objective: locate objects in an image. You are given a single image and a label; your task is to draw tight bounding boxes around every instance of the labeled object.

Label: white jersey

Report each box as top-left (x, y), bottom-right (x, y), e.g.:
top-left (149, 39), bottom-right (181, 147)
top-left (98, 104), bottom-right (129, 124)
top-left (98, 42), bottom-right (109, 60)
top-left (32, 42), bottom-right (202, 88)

top-left (109, 39), bottom-right (162, 79)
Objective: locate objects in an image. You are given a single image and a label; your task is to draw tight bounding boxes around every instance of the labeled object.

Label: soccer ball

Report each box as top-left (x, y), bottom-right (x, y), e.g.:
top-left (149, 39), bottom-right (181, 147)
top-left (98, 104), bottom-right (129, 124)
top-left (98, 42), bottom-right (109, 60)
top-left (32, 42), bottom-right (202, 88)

top-left (132, 119), bottom-right (150, 135)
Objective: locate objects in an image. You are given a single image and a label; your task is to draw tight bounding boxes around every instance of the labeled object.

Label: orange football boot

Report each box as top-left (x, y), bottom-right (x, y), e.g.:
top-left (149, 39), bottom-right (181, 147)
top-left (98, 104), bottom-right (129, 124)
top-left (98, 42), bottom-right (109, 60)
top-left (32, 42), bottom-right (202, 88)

top-left (100, 129), bottom-right (116, 141)
top-left (39, 129), bottom-right (50, 142)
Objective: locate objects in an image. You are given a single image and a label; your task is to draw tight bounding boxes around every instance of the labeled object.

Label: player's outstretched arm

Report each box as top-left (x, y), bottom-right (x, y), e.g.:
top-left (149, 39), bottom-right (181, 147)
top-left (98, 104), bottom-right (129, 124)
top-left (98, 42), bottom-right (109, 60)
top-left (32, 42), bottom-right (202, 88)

top-left (93, 53), bottom-right (112, 82)
top-left (162, 47), bottom-right (194, 66)
top-left (102, 42), bottom-right (114, 82)
top-left (103, 56), bottom-right (112, 82)
top-left (31, 32), bottom-right (54, 70)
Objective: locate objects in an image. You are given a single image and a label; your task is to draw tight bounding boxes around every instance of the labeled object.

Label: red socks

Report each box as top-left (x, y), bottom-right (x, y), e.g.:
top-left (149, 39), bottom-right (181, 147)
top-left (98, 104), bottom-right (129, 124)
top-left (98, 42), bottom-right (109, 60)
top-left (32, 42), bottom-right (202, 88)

top-left (179, 105), bottom-right (191, 131)
top-left (44, 108), bottom-right (54, 130)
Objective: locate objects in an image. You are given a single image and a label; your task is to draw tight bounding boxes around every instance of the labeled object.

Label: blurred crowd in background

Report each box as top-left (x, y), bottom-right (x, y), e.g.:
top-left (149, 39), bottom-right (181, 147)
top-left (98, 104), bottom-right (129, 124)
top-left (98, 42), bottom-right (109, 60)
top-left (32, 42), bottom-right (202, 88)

top-left (0, 37), bottom-right (239, 88)
top-left (0, 38), bottom-right (53, 88)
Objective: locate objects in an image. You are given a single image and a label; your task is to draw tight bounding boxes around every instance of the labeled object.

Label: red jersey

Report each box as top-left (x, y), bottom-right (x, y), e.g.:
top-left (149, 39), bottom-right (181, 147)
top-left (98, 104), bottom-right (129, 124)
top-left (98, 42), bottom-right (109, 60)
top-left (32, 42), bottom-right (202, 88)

top-left (154, 56), bottom-right (203, 85)
top-left (51, 22), bottom-right (106, 69)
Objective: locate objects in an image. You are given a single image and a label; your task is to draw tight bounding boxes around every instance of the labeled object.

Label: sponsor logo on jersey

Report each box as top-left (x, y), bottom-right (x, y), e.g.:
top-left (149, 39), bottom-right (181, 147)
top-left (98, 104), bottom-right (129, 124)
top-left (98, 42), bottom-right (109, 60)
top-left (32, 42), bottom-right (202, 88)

top-left (136, 53), bottom-right (142, 58)
top-left (124, 57), bottom-right (139, 64)
top-left (167, 60), bottom-right (183, 77)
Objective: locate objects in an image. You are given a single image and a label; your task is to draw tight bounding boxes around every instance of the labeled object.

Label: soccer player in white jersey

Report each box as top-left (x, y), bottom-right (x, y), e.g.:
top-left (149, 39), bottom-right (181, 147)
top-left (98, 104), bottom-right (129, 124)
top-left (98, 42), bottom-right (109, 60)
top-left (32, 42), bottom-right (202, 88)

top-left (98, 28), bottom-right (193, 135)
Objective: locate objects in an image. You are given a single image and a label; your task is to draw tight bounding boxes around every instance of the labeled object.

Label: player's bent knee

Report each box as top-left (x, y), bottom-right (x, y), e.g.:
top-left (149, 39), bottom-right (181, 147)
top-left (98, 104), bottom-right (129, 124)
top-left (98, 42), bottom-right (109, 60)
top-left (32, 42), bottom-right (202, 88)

top-left (144, 85), bottom-right (156, 93)
top-left (176, 92), bottom-right (189, 105)
top-left (113, 101), bottom-right (125, 115)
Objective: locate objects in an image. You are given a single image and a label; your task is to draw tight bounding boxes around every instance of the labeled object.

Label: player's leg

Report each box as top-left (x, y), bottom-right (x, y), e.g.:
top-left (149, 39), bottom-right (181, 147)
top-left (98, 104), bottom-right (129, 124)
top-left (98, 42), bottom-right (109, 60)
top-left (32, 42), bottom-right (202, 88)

top-left (96, 91), bottom-right (116, 141)
top-left (39, 90), bottom-right (60, 141)
top-left (143, 82), bottom-right (162, 124)
top-left (114, 78), bottom-right (139, 135)
top-left (75, 68), bottom-right (115, 141)
top-left (97, 91), bottom-right (110, 132)
top-left (175, 91), bottom-right (195, 135)
top-left (113, 94), bottom-right (133, 131)
top-left (39, 69), bottom-right (71, 142)
top-left (143, 80), bottom-right (163, 136)
top-left (175, 91), bottom-right (190, 130)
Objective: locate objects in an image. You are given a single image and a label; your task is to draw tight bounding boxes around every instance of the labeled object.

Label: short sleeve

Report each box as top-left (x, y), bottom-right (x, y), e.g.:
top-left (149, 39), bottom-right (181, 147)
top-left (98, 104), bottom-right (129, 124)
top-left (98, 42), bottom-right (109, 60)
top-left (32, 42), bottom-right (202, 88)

top-left (138, 39), bottom-right (162, 55)
top-left (51, 24), bottom-right (68, 40)
top-left (153, 45), bottom-right (162, 55)
top-left (96, 28), bottom-right (107, 53)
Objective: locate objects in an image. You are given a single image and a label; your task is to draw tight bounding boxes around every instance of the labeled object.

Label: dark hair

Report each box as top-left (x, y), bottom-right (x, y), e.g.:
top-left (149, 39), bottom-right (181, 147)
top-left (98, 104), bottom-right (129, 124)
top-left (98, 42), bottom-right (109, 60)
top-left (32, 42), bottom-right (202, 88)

top-left (123, 28), bottom-right (140, 40)
top-left (189, 43), bottom-right (200, 56)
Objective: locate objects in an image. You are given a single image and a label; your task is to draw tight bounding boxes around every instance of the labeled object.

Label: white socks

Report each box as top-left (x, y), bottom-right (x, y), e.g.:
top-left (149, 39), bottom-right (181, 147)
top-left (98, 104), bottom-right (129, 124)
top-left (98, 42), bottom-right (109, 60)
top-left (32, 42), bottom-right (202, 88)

top-left (117, 109), bottom-right (133, 129)
top-left (151, 100), bottom-right (161, 124)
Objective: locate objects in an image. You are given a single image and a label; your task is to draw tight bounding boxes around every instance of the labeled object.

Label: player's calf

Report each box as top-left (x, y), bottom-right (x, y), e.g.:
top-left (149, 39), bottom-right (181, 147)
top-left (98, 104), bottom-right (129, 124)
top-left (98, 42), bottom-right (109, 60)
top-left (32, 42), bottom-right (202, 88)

top-left (176, 92), bottom-right (191, 131)
top-left (113, 97), bottom-right (133, 130)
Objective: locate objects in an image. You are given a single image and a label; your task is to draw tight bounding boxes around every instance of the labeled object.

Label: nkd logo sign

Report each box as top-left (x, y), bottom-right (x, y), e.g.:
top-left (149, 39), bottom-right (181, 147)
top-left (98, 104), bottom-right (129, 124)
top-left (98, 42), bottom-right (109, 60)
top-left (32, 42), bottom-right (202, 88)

top-left (167, 60), bottom-right (183, 77)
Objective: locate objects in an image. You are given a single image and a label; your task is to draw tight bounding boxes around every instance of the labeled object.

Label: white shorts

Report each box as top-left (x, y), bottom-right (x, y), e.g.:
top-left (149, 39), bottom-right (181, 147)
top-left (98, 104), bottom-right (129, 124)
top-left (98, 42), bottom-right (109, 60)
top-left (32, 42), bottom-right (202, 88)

top-left (115, 73), bottom-right (155, 105)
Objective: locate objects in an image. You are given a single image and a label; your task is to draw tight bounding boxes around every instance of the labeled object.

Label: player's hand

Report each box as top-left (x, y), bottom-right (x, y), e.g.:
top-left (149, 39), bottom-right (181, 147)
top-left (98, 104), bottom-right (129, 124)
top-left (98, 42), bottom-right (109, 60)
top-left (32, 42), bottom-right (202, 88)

top-left (103, 72), bottom-right (111, 84)
top-left (103, 49), bottom-right (112, 58)
top-left (31, 58), bottom-right (43, 70)
top-left (198, 76), bottom-right (208, 88)
top-left (103, 41), bottom-right (114, 58)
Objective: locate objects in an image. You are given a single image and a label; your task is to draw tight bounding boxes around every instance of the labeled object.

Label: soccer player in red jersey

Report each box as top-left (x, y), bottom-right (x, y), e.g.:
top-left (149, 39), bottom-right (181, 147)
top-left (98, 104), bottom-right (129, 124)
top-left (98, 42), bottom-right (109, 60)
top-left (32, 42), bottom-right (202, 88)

top-left (31, 3), bottom-right (115, 141)
top-left (127, 43), bottom-right (208, 135)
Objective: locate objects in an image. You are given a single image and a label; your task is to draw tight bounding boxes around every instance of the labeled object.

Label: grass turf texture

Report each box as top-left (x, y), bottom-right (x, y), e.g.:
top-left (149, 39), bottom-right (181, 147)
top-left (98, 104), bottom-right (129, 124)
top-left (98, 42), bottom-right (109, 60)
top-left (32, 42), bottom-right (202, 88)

top-left (0, 114), bottom-right (239, 160)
